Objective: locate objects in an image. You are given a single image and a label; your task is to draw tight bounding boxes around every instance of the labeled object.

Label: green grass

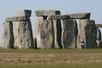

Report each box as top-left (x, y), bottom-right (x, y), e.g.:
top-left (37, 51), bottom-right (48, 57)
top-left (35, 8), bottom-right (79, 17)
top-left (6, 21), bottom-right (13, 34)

top-left (0, 63), bottom-right (102, 68)
top-left (0, 48), bottom-right (102, 53)
top-left (0, 49), bottom-right (102, 68)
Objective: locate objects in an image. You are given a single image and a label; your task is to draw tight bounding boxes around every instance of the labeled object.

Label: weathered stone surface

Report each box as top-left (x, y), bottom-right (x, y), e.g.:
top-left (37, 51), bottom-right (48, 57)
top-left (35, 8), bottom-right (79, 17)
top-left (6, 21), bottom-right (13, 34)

top-left (3, 10), bottom-right (98, 49)
top-left (36, 17), bottom-right (54, 48)
top-left (36, 17), bottom-right (43, 48)
top-left (5, 16), bottom-right (29, 22)
top-left (63, 13), bottom-right (90, 19)
top-left (85, 20), bottom-right (97, 48)
top-left (79, 19), bottom-right (90, 48)
top-left (100, 41), bottom-right (102, 48)
top-left (49, 16), bottom-right (63, 48)
top-left (35, 10), bottom-right (60, 16)
top-left (13, 20), bottom-right (34, 48)
top-left (35, 10), bottom-right (61, 48)
top-left (13, 10), bottom-right (34, 48)
top-left (79, 19), bottom-right (97, 48)
top-left (3, 21), bottom-right (14, 48)
top-left (96, 28), bottom-right (101, 48)
top-left (34, 37), bottom-right (37, 48)
top-left (45, 15), bottom-right (62, 48)
top-left (61, 16), bottom-right (78, 48)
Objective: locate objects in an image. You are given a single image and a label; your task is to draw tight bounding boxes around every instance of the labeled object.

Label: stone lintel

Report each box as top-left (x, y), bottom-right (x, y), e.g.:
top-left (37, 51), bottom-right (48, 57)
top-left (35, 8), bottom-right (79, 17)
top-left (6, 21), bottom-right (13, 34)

top-left (16, 10), bottom-right (32, 17)
top-left (64, 13), bottom-right (90, 19)
top-left (5, 16), bottom-right (29, 22)
top-left (35, 10), bottom-right (60, 16)
top-left (48, 13), bottom-right (90, 20)
top-left (48, 15), bottom-right (61, 20)
top-left (61, 15), bottom-right (71, 19)
top-left (36, 12), bottom-right (90, 19)
top-left (48, 15), bottom-right (71, 20)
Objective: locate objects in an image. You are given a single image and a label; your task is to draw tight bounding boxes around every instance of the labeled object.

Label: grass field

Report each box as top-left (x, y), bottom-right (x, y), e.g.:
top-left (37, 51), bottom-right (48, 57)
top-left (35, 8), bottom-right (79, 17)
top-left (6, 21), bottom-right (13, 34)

top-left (0, 49), bottom-right (102, 68)
top-left (0, 63), bottom-right (102, 68)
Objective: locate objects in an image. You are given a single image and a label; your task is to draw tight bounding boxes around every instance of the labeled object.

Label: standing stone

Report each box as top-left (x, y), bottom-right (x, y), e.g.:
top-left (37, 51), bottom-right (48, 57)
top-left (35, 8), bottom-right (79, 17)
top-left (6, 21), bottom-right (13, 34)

top-left (34, 37), bottom-right (37, 48)
top-left (35, 10), bottom-right (61, 48)
top-left (48, 15), bottom-right (63, 48)
top-left (13, 10), bottom-right (34, 48)
top-left (61, 15), bottom-right (78, 48)
top-left (96, 28), bottom-right (101, 48)
top-left (75, 20), bottom-right (78, 48)
top-left (78, 13), bottom-right (90, 48)
top-left (3, 21), bottom-right (14, 48)
top-left (79, 19), bottom-right (90, 48)
top-left (55, 17), bottom-right (63, 48)
top-left (36, 16), bottom-right (54, 48)
top-left (85, 20), bottom-right (97, 48)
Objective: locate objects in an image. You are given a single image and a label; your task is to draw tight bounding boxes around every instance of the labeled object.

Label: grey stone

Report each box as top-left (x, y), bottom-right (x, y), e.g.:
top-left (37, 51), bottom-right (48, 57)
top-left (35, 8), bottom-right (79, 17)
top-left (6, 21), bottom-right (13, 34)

top-left (61, 15), bottom-right (78, 48)
top-left (11, 10), bottom-right (34, 48)
top-left (79, 19), bottom-right (97, 48)
top-left (5, 16), bottom-right (28, 22)
top-left (85, 20), bottom-right (97, 48)
top-left (49, 16), bottom-right (63, 48)
top-left (35, 10), bottom-right (60, 16)
top-left (13, 20), bottom-right (34, 48)
top-left (100, 41), bottom-right (102, 48)
top-left (79, 19), bottom-right (90, 48)
top-left (96, 28), bottom-right (101, 48)
top-left (63, 13), bottom-right (90, 19)
top-left (34, 37), bottom-right (37, 48)
top-left (3, 10), bottom-right (98, 49)
top-left (3, 21), bottom-right (14, 48)
top-left (36, 17), bottom-right (54, 48)
top-left (35, 10), bottom-right (61, 48)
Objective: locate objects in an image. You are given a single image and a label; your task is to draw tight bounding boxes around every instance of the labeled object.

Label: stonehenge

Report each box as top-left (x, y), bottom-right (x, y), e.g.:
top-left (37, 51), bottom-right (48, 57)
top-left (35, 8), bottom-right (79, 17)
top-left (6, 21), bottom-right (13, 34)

top-left (3, 10), bottom-right (34, 48)
top-left (2, 9), bottom-right (102, 48)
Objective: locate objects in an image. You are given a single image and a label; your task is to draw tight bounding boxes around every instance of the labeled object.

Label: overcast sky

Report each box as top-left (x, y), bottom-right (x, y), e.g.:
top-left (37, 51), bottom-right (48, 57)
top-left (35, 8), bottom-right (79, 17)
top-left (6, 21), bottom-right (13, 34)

top-left (0, 0), bottom-right (102, 39)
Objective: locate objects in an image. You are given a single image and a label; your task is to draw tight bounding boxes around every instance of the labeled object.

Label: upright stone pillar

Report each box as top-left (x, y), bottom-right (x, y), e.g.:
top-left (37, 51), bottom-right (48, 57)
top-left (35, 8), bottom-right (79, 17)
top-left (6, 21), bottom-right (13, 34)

top-left (79, 13), bottom-right (90, 48)
top-left (85, 20), bottom-right (97, 48)
top-left (49, 15), bottom-right (63, 48)
top-left (3, 21), bottom-right (14, 48)
top-left (12, 10), bottom-right (34, 48)
top-left (96, 28), bottom-right (101, 48)
top-left (61, 15), bottom-right (78, 48)
top-left (35, 10), bottom-right (61, 48)
top-left (36, 16), bottom-right (54, 48)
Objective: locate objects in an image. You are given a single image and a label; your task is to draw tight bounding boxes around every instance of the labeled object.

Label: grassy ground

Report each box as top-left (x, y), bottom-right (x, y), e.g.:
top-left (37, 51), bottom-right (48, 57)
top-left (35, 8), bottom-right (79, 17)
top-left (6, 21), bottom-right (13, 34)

top-left (0, 63), bottom-right (102, 68)
top-left (0, 49), bottom-right (102, 68)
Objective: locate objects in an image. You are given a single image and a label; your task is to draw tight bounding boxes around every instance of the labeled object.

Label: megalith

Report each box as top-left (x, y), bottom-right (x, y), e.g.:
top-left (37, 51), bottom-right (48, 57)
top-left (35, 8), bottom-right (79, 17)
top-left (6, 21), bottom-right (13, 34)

top-left (61, 15), bottom-right (78, 48)
top-left (10, 10), bottom-right (34, 48)
top-left (85, 20), bottom-right (97, 48)
top-left (35, 10), bottom-right (61, 48)
top-left (3, 20), bottom-right (14, 48)
top-left (96, 28), bottom-right (101, 48)
top-left (48, 15), bottom-right (63, 48)
top-left (79, 13), bottom-right (90, 48)
top-left (95, 24), bottom-right (102, 48)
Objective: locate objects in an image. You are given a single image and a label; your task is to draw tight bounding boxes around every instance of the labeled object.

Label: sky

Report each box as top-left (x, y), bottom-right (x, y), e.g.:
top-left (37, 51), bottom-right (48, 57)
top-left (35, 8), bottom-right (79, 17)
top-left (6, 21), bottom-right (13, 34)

top-left (0, 0), bottom-right (102, 39)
